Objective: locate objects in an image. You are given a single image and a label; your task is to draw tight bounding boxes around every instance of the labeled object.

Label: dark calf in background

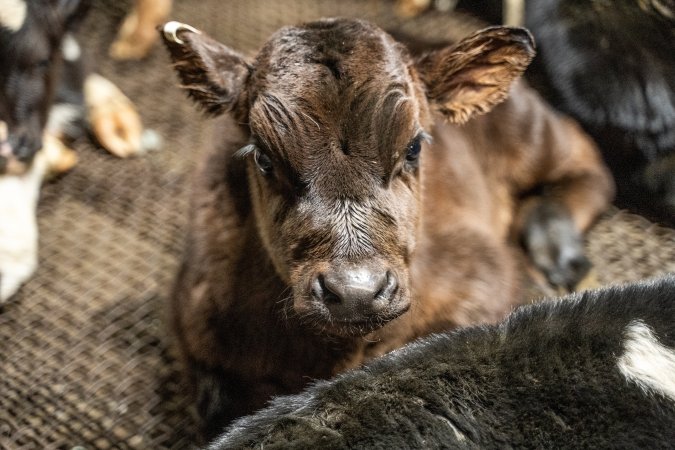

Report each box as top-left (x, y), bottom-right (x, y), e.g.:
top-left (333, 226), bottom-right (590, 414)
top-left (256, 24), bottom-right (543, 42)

top-left (526, 0), bottom-right (675, 225)
top-left (161, 18), bottom-right (613, 439)
top-left (211, 275), bottom-right (675, 449)
top-left (446, 0), bottom-right (675, 225)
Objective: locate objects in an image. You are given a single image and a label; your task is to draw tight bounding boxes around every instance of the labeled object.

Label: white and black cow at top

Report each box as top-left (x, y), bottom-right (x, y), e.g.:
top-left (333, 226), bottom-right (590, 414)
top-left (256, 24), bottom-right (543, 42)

top-left (211, 275), bottom-right (675, 449)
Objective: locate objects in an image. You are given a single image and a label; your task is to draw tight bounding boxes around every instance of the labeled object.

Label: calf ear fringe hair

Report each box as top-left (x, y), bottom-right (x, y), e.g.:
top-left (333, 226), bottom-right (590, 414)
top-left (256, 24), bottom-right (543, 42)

top-left (161, 22), bottom-right (251, 118)
top-left (162, 21), bottom-right (201, 45)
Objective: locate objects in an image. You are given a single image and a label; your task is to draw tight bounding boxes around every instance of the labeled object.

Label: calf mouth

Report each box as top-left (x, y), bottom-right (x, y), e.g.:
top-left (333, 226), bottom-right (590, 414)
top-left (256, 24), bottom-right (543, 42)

top-left (0, 134), bottom-right (32, 175)
top-left (323, 302), bottom-right (411, 337)
top-left (293, 289), bottom-right (411, 337)
top-left (0, 155), bottom-right (29, 176)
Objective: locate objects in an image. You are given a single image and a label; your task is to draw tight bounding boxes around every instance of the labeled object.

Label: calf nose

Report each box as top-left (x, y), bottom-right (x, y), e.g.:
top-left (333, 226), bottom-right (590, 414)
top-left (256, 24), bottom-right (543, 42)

top-left (312, 265), bottom-right (398, 321)
top-left (10, 134), bottom-right (41, 163)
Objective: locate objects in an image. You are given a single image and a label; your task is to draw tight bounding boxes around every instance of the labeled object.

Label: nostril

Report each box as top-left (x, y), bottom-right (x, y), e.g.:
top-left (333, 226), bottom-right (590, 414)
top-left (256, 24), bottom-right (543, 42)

top-left (377, 271), bottom-right (398, 298)
top-left (569, 256), bottom-right (590, 273)
top-left (372, 271), bottom-right (398, 312)
top-left (323, 287), bottom-right (341, 305)
top-left (11, 135), bottom-right (40, 162)
top-left (311, 274), bottom-right (342, 305)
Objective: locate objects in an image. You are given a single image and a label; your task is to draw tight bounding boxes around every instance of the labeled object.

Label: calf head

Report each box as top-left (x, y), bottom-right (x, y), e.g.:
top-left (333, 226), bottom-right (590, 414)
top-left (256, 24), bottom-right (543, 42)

top-left (0, 0), bottom-right (88, 175)
top-left (163, 19), bottom-right (534, 335)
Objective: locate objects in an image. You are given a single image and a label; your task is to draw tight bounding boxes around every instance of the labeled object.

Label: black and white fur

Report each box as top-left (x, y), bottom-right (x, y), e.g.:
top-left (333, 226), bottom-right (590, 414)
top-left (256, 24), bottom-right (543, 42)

top-left (0, 134), bottom-right (72, 302)
top-left (210, 275), bottom-right (675, 449)
top-left (0, 0), bottom-right (88, 302)
top-left (0, 0), bottom-right (89, 174)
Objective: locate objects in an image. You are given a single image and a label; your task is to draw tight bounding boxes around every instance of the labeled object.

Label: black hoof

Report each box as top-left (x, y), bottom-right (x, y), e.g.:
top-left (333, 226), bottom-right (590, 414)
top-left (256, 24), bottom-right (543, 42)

top-left (522, 201), bottom-right (591, 290)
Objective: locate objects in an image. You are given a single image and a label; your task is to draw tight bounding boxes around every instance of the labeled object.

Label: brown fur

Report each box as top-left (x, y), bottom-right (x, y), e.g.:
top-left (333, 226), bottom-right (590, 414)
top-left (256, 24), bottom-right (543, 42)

top-left (161, 18), bottom-right (614, 439)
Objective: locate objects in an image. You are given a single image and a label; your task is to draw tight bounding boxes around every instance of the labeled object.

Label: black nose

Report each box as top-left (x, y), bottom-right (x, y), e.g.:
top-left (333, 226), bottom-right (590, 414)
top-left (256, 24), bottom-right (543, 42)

top-left (552, 250), bottom-right (591, 290)
top-left (312, 264), bottom-right (398, 321)
top-left (9, 133), bottom-right (41, 163)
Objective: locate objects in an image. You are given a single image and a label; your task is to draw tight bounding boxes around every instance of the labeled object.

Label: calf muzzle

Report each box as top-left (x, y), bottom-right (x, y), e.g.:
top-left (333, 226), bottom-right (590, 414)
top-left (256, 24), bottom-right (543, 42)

top-left (0, 121), bottom-right (41, 175)
top-left (311, 261), bottom-right (401, 323)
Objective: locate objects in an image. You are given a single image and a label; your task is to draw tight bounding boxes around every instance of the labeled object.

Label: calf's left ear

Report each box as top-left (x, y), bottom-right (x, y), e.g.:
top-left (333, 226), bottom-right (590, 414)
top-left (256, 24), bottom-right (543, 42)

top-left (160, 21), bottom-right (251, 117)
top-left (415, 26), bottom-right (535, 124)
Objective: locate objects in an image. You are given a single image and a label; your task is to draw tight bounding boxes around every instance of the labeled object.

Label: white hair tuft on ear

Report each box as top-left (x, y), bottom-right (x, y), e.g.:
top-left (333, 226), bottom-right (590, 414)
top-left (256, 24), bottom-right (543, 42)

top-left (163, 21), bottom-right (201, 45)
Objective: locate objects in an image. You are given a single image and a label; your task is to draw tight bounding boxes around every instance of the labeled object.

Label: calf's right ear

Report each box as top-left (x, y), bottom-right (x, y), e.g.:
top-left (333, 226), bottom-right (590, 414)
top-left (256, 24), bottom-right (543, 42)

top-left (160, 22), bottom-right (251, 117)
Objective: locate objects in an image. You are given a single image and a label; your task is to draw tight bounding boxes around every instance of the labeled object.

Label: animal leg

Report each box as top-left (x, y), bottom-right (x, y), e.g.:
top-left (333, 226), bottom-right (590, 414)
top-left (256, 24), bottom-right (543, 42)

top-left (515, 118), bottom-right (614, 290)
top-left (42, 134), bottom-right (78, 176)
top-left (518, 197), bottom-right (592, 291)
top-left (394, 0), bottom-right (433, 17)
top-left (110, 0), bottom-right (172, 60)
top-left (498, 87), bottom-right (615, 291)
top-left (84, 74), bottom-right (144, 158)
top-left (190, 363), bottom-right (279, 443)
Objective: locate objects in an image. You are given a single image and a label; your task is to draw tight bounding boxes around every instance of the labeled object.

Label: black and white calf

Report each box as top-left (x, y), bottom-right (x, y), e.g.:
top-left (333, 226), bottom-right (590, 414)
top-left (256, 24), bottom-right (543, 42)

top-left (0, 0), bottom-right (87, 302)
top-left (211, 275), bottom-right (675, 449)
top-left (0, 0), bottom-right (146, 302)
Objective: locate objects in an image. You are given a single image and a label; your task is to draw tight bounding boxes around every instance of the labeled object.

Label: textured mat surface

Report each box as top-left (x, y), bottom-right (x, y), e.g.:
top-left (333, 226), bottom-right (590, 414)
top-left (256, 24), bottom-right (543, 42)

top-left (1, 1), bottom-right (674, 449)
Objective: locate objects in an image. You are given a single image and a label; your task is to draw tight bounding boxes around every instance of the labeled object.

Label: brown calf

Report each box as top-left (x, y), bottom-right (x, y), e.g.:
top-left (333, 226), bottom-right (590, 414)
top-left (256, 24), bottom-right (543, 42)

top-left (161, 18), bottom-right (613, 439)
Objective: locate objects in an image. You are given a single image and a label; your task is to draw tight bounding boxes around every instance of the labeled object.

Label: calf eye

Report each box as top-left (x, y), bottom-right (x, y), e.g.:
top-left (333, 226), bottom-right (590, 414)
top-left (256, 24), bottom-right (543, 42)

top-left (405, 135), bottom-right (423, 163)
top-left (254, 150), bottom-right (274, 175)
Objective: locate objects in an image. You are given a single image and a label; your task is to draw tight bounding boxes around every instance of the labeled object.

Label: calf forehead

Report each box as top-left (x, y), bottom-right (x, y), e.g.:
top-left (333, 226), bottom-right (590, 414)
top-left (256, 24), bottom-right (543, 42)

top-left (0, 0), bottom-right (27, 32)
top-left (256, 19), bottom-right (406, 79)
top-left (250, 19), bottom-right (418, 188)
